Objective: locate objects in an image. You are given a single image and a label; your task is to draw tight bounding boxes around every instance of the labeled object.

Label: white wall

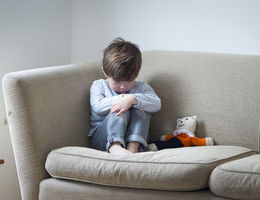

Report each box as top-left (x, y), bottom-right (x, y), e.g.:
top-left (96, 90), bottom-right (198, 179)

top-left (1, 0), bottom-right (260, 199)
top-left (71, 0), bottom-right (260, 63)
top-left (0, 0), bottom-right (71, 199)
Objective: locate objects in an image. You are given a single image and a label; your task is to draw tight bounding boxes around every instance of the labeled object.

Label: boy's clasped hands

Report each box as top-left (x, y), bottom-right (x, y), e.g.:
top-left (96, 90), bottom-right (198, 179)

top-left (110, 94), bottom-right (138, 116)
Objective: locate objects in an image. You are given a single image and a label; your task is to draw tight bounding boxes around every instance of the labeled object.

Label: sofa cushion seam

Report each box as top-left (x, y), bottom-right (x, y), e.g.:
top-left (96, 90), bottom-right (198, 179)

top-left (216, 168), bottom-right (260, 175)
top-left (51, 149), bottom-right (254, 165)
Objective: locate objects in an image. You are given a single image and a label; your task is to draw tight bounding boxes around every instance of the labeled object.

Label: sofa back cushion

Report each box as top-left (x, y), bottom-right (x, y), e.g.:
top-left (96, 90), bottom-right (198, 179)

top-left (138, 51), bottom-right (260, 151)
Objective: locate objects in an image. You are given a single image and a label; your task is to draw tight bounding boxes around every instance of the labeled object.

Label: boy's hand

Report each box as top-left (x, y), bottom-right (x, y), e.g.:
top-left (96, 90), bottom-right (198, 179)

top-left (111, 94), bottom-right (137, 116)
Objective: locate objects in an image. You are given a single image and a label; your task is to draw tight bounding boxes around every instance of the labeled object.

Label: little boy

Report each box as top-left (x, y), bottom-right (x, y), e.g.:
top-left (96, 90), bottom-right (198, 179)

top-left (88, 38), bottom-right (161, 155)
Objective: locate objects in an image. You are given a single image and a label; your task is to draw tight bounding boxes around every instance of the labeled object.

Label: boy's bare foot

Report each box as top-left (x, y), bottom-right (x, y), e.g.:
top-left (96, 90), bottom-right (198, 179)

top-left (109, 143), bottom-right (132, 155)
top-left (127, 141), bottom-right (140, 153)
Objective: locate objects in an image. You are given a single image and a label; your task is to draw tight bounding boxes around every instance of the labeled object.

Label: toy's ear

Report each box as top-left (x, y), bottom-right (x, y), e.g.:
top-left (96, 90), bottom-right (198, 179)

top-left (192, 115), bottom-right (197, 121)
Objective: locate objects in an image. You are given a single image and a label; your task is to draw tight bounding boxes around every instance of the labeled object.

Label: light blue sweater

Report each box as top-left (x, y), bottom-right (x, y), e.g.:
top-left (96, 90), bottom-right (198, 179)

top-left (88, 79), bottom-right (161, 137)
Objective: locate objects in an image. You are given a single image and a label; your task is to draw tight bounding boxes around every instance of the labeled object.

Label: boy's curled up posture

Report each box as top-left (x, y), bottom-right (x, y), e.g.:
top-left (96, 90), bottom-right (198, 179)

top-left (88, 38), bottom-right (161, 155)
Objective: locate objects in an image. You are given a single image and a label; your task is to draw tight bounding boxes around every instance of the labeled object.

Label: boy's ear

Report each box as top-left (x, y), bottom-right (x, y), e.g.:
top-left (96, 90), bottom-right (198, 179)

top-left (102, 67), bottom-right (108, 78)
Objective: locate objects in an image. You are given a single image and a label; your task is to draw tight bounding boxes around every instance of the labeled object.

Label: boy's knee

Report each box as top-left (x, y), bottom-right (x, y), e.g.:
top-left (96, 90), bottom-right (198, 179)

top-left (108, 110), bottom-right (130, 121)
top-left (109, 110), bottom-right (130, 117)
top-left (130, 108), bottom-right (151, 120)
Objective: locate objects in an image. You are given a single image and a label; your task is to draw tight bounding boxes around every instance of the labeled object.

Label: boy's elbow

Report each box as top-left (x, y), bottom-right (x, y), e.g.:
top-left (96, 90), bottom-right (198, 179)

top-left (150, 99), bottom-right (161, 113)
top-left (92, 105), bottom-right (100, 114)
top-left (155, 99), bottom-right (161, 112)
top-left (92, 103), bottom-right (105, 114)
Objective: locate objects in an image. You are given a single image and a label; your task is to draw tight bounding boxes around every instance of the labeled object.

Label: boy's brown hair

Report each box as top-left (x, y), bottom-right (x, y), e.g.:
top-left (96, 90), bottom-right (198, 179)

top-left (102, 38), bottom-right (142, 81)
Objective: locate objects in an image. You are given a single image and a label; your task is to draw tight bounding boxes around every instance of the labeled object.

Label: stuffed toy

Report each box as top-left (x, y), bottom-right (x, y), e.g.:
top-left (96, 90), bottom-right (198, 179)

top-left (148, 115), bottom-right (214, 151)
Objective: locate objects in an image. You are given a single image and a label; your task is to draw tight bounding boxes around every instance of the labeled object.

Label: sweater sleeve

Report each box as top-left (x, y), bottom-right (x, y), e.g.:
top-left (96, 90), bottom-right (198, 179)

top-left (132, 82), bottom-right (161, 113)
top-left (90, 80), bottom-right (122, 114)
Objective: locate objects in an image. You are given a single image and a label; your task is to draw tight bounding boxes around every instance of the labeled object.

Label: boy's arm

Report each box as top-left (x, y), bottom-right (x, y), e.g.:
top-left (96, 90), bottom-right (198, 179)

top-left (132, 83), bottom-right (161, 113)
top-left (110, 94), bottom-right (138, 116)
top-left (90, 82), bottom-right (122, 114)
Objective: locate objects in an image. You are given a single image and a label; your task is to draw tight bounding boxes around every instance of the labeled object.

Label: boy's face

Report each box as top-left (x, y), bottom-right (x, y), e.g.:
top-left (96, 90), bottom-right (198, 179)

top-left (107, 77), bottom-right (135, 94)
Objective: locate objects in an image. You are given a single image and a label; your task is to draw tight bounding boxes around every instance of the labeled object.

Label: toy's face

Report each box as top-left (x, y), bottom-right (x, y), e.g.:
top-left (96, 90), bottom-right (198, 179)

top-left (176, 116), bottom-right (197, 133)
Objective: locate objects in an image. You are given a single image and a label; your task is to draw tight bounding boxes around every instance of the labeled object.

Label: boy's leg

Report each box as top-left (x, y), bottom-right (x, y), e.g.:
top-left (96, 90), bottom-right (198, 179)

top-left (126, 108), bottom-right (151, 153)
top-left (109, 142), bottom-right (132, 155)
top-left (127, 141), bottom-right (141, 153)
top-left (91, 110), bottom-right (131, 153)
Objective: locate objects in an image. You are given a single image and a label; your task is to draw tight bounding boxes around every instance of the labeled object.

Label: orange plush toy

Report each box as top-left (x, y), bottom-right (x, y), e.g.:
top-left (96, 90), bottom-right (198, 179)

top-left (148, 115), bottom-right (214, 151)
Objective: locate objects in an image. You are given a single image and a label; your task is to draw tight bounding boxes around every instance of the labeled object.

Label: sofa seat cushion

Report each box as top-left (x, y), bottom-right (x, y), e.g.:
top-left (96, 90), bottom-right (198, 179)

top-left (45, 145), bottom-right (255, 191)
top-left (209, 154), bottom-right (260, 200)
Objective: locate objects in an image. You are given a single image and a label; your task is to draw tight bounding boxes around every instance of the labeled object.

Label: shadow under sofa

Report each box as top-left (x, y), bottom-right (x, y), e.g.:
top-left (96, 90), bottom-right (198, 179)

top-left (3, 51), bottom-right (260, 200)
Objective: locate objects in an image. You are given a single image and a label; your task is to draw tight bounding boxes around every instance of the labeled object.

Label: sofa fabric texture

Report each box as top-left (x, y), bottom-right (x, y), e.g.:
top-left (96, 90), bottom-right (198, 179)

top-left (2, 51), bottom-right (260, 200)
top-left (140, 52), bottom-right (260, 151)
top-left (209, 154), bottom-right (260, 200)
top-left (46, 145), bottom-right (255, 191)
top-left (39, 178), bottom-right (228, 200)
top-left (2, 63), bottom-right (102, 200)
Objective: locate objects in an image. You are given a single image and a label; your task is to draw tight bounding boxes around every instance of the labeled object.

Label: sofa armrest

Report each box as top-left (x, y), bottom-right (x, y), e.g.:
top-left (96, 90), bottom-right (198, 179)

top-left (2, 62), bottom-right (102, 200)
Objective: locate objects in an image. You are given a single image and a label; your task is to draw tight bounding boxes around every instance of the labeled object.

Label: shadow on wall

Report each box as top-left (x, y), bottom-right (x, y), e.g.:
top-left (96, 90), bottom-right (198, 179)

top-left (146, 73), bottom-right (183, 142)
top-left (146, 73), bottom-right (208, 142)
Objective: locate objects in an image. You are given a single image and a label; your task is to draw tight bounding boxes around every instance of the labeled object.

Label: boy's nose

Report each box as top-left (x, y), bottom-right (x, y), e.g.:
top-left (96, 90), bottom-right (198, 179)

top-left (120, 85), bottom-right (127, 90)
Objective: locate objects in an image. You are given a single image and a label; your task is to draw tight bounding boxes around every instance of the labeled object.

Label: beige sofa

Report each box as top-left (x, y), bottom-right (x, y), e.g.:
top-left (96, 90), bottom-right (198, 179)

top-left (3, 51), bottom-right (260, 200)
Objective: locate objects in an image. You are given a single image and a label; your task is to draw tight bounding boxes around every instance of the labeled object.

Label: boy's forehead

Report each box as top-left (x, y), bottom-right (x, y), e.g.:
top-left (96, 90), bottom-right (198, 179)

top-left (111, 77), bottom-right (135, 83)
